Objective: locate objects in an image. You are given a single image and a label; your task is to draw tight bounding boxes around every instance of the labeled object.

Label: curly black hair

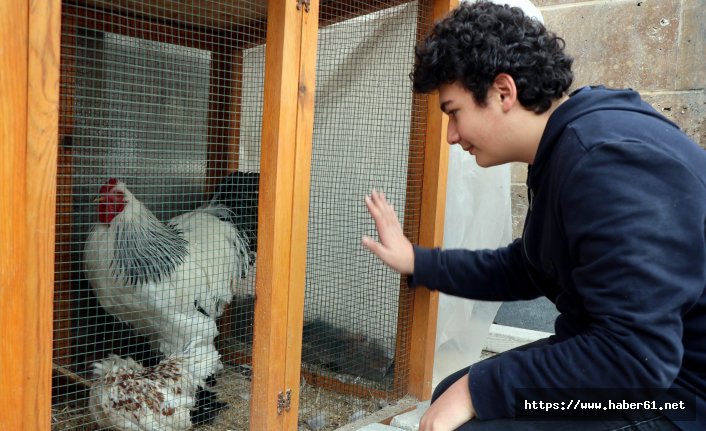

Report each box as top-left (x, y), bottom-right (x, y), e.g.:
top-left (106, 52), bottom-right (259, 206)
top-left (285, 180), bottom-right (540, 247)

top-left (412, 0), bottom-right (573, 113)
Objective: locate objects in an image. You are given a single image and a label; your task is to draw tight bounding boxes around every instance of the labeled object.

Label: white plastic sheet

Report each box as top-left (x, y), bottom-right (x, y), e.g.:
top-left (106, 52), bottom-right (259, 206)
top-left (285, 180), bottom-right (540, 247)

top-left (433, 148), bottom-right (511, 388)
top-left (432, 0), bottom-right (543, 389)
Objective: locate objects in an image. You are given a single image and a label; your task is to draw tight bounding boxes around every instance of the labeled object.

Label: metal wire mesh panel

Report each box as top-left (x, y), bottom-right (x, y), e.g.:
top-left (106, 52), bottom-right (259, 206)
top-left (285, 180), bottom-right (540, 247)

top-left (296, 2), bottom-right (431, 428)
top-left (53, 1), bottom-right (265, 429)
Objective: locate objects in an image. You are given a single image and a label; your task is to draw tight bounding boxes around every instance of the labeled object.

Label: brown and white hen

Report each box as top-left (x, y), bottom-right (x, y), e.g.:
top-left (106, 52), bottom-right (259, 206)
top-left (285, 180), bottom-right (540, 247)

top-left (89, 341), bottom-right (217, 431)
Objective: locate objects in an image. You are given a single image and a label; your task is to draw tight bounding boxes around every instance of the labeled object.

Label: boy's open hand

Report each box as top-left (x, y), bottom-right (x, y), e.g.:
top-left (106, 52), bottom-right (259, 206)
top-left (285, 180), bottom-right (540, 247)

top-left (362, 190), bottom-right (415, 275)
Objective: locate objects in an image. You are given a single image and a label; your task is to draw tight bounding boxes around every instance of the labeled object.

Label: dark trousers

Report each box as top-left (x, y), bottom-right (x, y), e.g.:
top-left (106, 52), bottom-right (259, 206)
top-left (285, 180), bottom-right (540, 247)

top-left (431, 338), bottom-right (679, 431)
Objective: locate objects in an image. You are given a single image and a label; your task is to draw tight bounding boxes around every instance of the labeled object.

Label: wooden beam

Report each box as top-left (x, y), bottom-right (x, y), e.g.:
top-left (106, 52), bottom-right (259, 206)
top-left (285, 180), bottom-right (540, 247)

top-left (53, 13), bottom-right (77, 369)
top-left (319, 0), bottom-right (412, 27)
top-left (221, 348), bottom-right (398, 401)
top-left (406, 0), bottom-right (457, 400)
top-left (229, 49), bottom-right (245, 171)
top-left (0, 0), bottom-right (60, 429)
top-left (213, 45), bottom-right (242, 348)
top-left (63, 2), bottom-right (268, 52)
top-left (205, 47), bottom-right (241, 197)
top-left (208, 0), bottom-right (417, 52)
top-left (0, 0), bottom-right (30, 427)
top-left (395, 0), bottom-right (435, 399)
top-left (283, 0), bottom-right (319, 428)
top-left (62, 0), bottom-right (419, 55)
top-left (52, 362), bottom-right (93, 389)
top-left (61, 3), bottom-right (232, 51)
top-left (249, 0), bottom-right (309, 429)
top-left (26, 0), bottom-right (61, 427)
top-left (72, 0), bottom-right (268, 32)
top-left (335, 397), bottom-right (420, 431)
top-left (299, 369), bottom-right (391, 401)
top-left (203, 53), bottom-right (245, 361)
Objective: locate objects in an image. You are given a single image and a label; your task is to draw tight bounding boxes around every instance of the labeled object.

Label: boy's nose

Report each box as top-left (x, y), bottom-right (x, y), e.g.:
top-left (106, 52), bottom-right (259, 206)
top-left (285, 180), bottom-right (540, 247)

top-left (447, 123), bottom-right (460, 145)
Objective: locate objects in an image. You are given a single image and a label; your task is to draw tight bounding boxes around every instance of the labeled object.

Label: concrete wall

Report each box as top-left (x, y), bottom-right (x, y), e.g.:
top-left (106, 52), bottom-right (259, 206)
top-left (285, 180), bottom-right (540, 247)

top-left (511, 0), bottom-right (706, 239)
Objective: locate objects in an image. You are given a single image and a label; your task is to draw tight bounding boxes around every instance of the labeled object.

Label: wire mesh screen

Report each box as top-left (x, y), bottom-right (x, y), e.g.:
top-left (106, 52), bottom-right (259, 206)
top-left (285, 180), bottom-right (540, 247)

top-left (53, 1), bottom-right (265, 429)
top-left (298, 1), bottom-right (430, 428)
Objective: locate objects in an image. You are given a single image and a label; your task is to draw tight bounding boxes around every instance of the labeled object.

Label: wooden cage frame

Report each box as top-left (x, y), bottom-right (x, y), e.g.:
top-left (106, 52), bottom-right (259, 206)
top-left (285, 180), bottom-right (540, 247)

top-left (0, 0), bottom-right (456, 429)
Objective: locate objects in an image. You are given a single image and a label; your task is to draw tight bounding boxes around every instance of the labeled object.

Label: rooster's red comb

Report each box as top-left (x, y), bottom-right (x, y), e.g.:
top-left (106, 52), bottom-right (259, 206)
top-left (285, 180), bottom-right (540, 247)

top-left (99, 178), bottom-right (120, 195)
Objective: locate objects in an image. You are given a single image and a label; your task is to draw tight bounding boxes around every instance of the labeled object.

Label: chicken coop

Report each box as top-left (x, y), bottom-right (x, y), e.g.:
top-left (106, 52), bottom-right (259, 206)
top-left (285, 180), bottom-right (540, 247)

top-left (1, 0), bottom-right (455, 429)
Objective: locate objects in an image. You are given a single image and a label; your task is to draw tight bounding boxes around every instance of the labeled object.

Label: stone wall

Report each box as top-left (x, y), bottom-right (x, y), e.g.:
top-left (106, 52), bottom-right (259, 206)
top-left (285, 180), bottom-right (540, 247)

top-left (511, 0), bottom-right (706, 238)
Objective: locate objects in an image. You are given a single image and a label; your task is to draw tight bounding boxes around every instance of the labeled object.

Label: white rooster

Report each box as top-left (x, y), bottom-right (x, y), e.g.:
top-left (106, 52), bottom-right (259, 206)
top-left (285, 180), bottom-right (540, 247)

top-left (89, 341), bottom-right (216, 431)
top-left (84, 178), bottom-right (249, 423)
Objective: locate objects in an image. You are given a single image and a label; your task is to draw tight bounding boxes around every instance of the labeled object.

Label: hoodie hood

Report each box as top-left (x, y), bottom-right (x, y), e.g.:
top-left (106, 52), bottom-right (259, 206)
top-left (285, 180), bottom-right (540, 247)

top-left (529, 86), bottom-right (679, 186)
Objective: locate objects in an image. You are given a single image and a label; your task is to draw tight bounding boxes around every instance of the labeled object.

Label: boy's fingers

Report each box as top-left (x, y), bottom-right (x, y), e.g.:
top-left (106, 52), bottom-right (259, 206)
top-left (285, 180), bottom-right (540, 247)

top-left (373, 190), bottom-right (387, 207)
top-left (368, 191), bottom-right (395, 220)
top-left (367, 194), bottom-right (394, 227)
top-left (365, 195), bottom-right (382, 220)
top-left (364, 195), bottom-right (373, 212)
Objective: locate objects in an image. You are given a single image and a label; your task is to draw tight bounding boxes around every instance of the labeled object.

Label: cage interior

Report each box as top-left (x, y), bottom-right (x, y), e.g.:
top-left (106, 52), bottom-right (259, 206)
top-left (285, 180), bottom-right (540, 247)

top-left (52, 1), bottom-right (430, 430)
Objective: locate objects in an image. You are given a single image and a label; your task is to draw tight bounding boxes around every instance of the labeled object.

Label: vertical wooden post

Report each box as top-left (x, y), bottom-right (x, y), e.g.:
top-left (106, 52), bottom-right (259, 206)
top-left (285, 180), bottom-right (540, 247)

top-left (250, 0), bottom-right (318, 429)
top-left (25, 0), bottom-right (61, 425)
top-left (0, 0), bottom-right (60, 429)
top-left (228, 49), bottom-right (244, 171)
top-left (54, 14), bottom-right (77, 369)
top-left (0, 1), bottom-right (30, 428)
top-left (406, 0), bottom-right (457, 401)
top-left (206, 47), bottom-right (243, 195)
top-left (209, 47), bottom-right (244, 348)
top-left (283, 0), bottom-right (319, 428)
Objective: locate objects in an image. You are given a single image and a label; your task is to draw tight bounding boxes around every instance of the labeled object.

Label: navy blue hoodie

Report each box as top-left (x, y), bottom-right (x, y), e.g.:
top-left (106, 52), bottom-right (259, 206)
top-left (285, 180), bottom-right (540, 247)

top-left (412, 87), bottom-right (706, 429)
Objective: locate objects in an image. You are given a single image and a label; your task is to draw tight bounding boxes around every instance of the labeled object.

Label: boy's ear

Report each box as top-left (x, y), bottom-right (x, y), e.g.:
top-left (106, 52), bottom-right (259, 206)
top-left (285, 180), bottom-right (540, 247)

top-left (493, 73), bottom-right (518, 112)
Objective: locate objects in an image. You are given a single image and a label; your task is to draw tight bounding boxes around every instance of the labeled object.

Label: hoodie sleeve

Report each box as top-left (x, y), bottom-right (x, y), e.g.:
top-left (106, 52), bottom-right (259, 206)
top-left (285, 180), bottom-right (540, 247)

top-left (409, 240), bottom-right (544, 301)
top-left (468, 141), bottom-right (706, 420)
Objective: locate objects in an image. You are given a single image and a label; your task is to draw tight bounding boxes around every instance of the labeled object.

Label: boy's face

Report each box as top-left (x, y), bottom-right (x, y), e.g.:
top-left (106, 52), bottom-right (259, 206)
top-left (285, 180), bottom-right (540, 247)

top-left (439, 81), bottom-right (520, 167)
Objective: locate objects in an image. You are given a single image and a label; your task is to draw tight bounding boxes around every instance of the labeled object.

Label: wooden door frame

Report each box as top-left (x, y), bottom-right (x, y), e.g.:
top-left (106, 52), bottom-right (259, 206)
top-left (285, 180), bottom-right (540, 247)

top-left (0, 0), bottom-right (61, 428)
